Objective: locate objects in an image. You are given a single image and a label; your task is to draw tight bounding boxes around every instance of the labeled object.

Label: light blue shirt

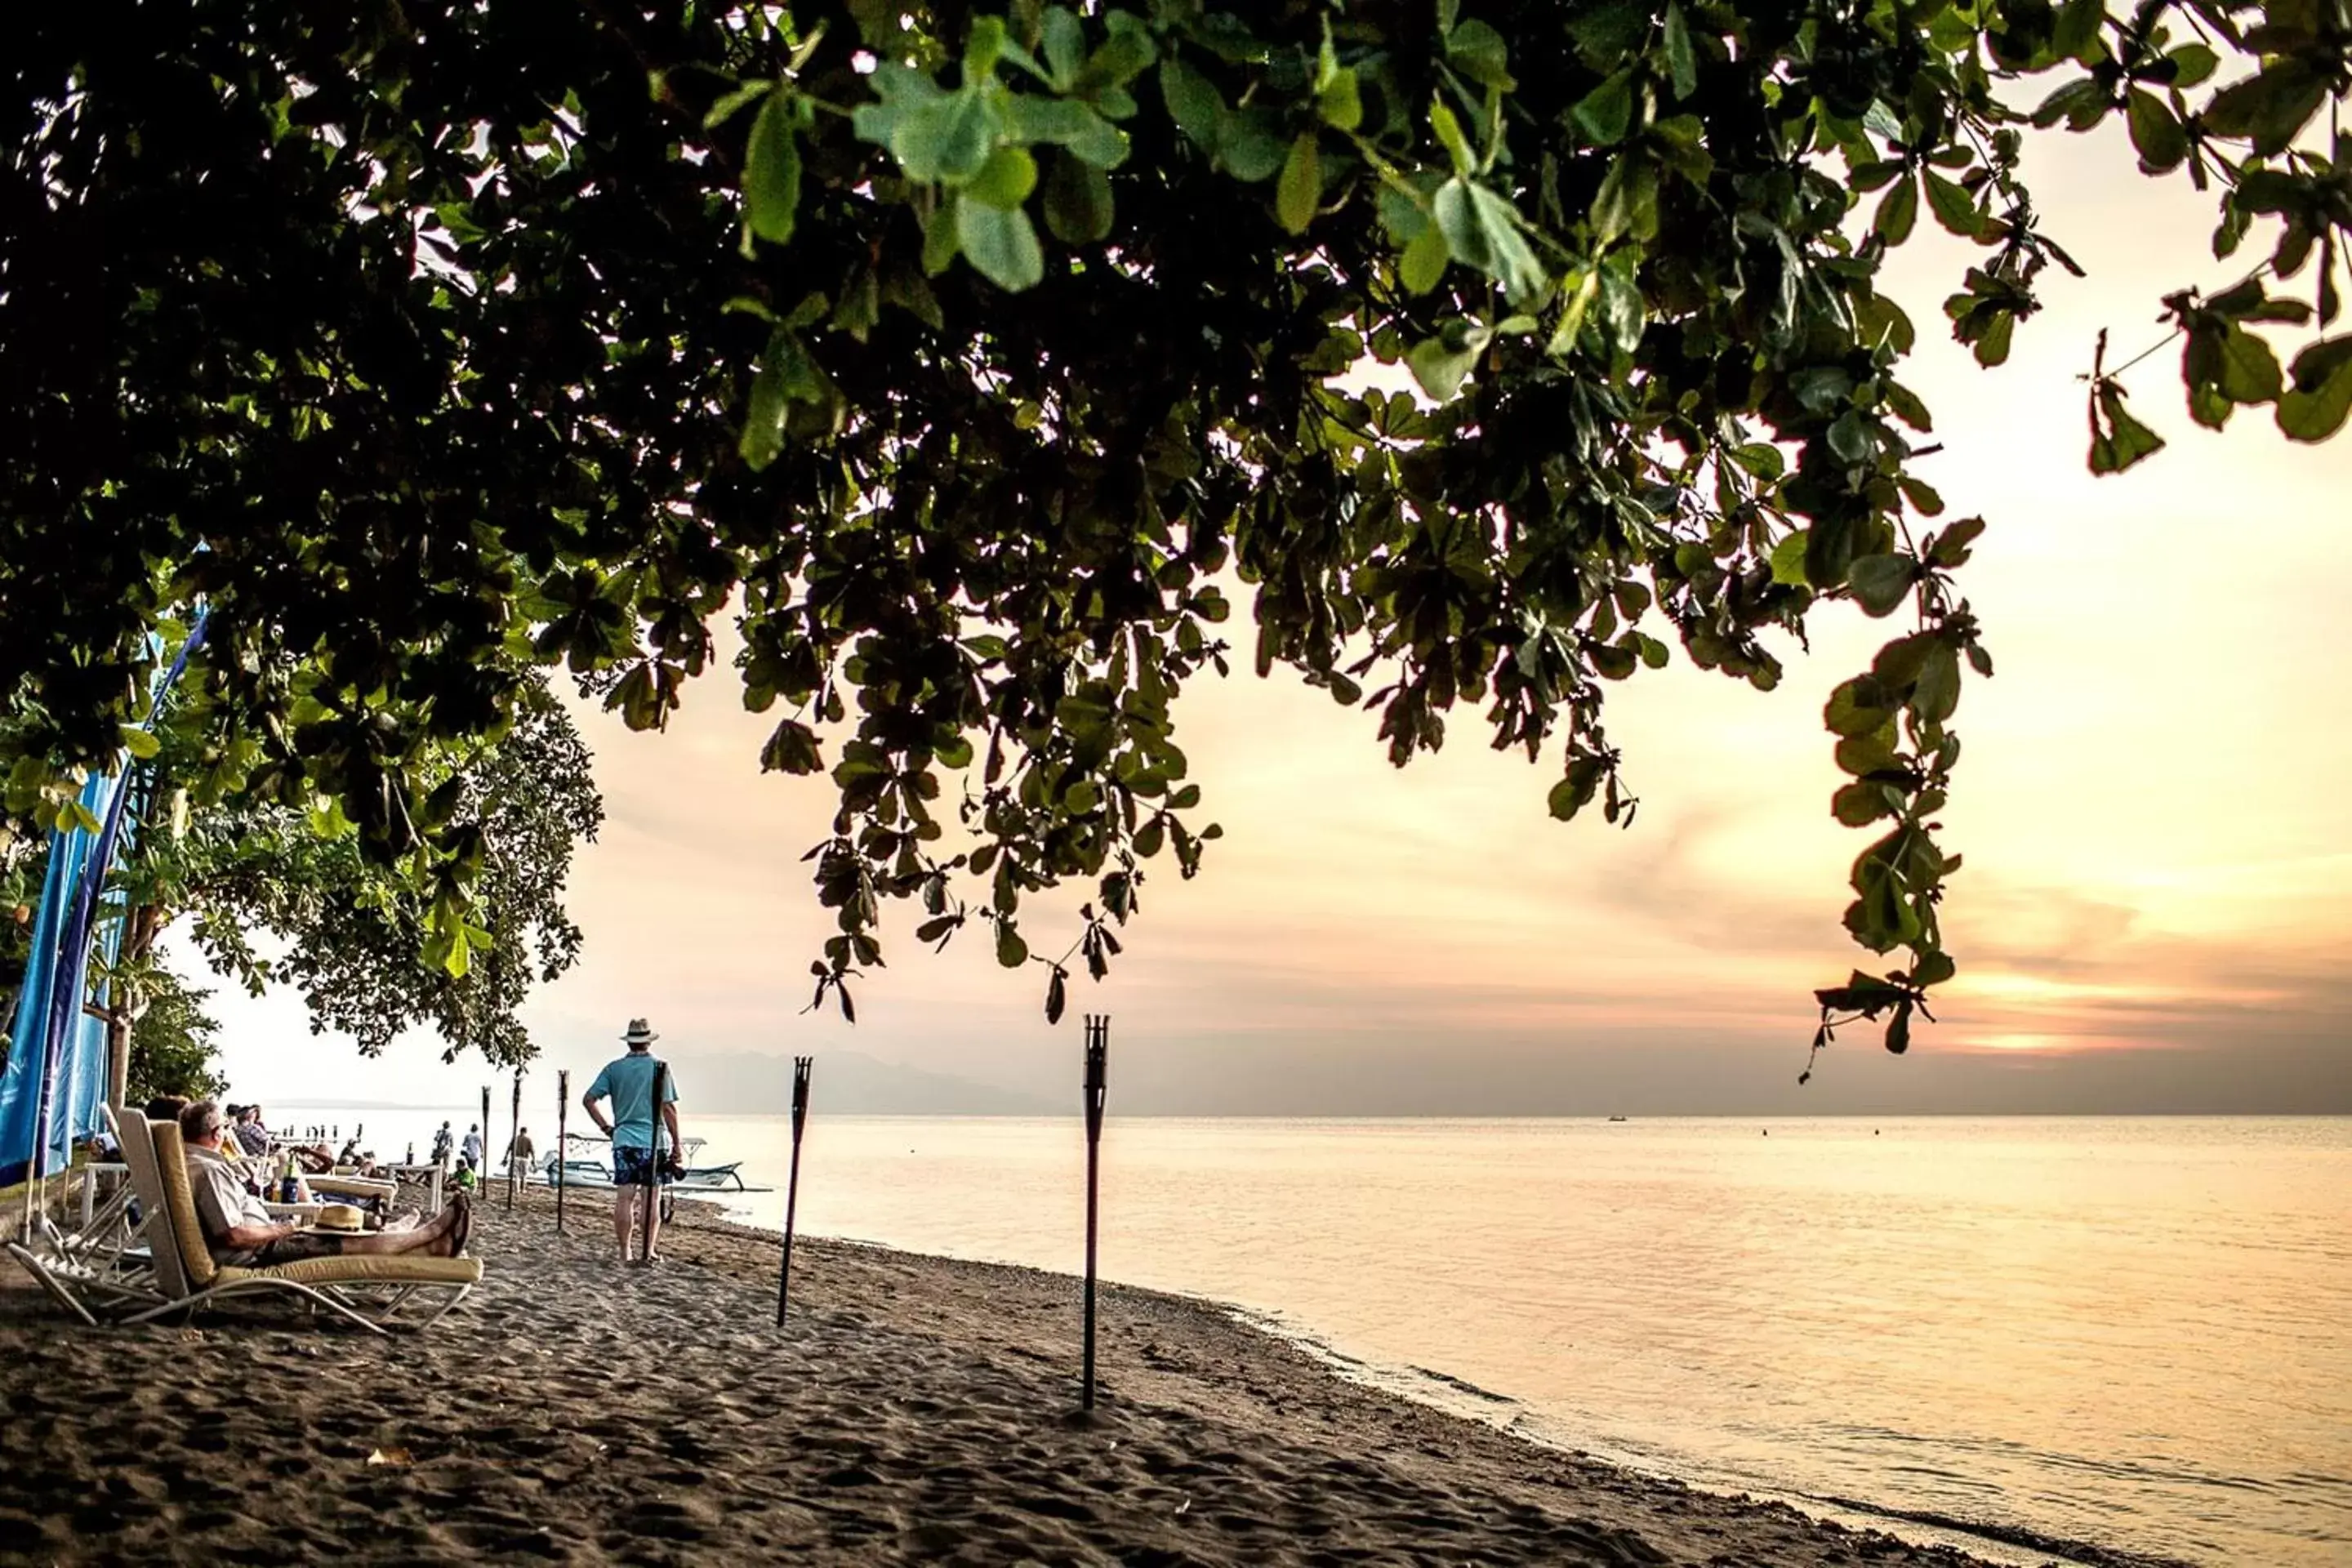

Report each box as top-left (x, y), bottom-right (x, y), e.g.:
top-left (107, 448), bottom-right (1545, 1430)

top-left (587, 1053), bottom-right (678, 1151)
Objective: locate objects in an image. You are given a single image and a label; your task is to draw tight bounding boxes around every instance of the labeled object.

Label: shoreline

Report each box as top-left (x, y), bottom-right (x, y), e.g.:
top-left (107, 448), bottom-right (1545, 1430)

top-left (0, 1187), bottom-right (2145, 1566)
top-left (696, 1202), bottom-right (2175, 1568)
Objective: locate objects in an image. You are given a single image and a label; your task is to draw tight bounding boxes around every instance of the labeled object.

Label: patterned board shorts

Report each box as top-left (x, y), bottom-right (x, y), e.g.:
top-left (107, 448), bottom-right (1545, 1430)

top-left (612, 1146), bottom-right (679, 1187)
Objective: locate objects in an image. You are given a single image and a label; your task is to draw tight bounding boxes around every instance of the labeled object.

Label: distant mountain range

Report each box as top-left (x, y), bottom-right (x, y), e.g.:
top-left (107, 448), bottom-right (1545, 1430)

top-left (673, 1050), bottom-right (1056, 1116)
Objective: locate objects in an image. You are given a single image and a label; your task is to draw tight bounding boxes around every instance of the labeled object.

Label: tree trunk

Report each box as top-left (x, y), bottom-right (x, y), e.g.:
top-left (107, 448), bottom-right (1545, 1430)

top-left (106, 902), bottom-right (166, 1108)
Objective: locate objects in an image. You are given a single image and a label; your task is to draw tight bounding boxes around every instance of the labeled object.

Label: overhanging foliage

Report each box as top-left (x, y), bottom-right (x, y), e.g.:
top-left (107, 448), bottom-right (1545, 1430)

top-left (2, 0), bottom-right (2344, 1060)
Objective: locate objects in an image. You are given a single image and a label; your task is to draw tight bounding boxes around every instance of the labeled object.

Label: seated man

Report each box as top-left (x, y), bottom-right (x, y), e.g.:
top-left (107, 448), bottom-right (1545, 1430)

top-left (177, 1101), bottom-right (469, 1265)
top-left (229, 1104), bottom-right (272, 1159)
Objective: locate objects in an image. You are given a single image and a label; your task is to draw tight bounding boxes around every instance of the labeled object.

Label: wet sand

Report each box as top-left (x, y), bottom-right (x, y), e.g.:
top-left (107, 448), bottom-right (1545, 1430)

top-left (0, 1191), bottom-right (2034, 1566)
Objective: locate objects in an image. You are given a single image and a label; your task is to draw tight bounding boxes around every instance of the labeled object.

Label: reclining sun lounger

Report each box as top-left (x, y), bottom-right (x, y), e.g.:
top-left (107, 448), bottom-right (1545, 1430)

top-left (2, 1107), bottom-right (167, 1325)
top-left (114, 1116), bottom-right (481, 1334)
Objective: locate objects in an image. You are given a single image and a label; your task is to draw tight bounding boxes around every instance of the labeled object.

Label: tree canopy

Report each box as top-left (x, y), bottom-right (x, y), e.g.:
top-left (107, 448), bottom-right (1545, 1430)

top-left (2, 0), bottom-right (2345, 1059)
top-left (6, 675), bottom-right (599, 1073)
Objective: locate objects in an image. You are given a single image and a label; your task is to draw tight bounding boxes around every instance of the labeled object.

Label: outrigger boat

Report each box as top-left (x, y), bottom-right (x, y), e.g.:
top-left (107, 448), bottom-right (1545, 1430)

top-left (530, 1133), bottom-right (767, 1193)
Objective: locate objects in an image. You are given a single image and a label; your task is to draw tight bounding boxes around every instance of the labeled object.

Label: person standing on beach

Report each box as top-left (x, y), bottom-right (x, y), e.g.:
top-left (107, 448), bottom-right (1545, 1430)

top-left (461, 1123), bottom-right (484, 1172)
top-left (582, 1018), bottom-right (681, 1264)
top-left (506, 1125), bottom-right (536, 1178)
top-left (431, 1120), bottom-right (453, 1170)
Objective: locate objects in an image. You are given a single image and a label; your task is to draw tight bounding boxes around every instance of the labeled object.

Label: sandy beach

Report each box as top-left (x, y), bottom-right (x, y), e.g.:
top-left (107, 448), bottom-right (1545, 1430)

top-left (0, 1192), bottom-right (2049, 1566)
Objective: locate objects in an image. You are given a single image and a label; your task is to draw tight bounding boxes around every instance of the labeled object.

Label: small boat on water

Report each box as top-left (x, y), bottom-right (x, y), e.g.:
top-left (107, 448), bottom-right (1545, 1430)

top-left (528, 1133), bottom-right (768, 1193)
top-left (1606, 1115), bottom-right (1628, 1123)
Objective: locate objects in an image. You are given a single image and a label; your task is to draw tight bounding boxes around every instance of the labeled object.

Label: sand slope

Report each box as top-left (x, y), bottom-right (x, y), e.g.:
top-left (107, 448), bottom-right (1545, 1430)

top-left (0, 1194), bottom-right (2027, 1566)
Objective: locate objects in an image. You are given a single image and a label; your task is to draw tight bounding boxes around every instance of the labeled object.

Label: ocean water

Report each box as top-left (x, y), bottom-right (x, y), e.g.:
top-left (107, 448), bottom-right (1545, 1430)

top-left (287, 1110), bottom-right (2350, 1565)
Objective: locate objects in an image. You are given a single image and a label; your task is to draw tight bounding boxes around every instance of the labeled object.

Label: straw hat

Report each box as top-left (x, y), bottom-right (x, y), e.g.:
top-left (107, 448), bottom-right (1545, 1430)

top-left (313, 1204), bottom-right (368, 1235)
top-left (621, 1018), bottom-right (659, 1047)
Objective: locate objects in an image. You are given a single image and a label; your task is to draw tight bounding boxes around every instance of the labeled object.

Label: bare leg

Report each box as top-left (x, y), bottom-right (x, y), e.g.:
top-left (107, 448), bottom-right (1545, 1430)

top-left (261, 1196), bottom-right (470, 1263)
top-left (642, 1182), bottom-right (662, 1260)
top-left (612, 1188), bottom-right (634, 1258)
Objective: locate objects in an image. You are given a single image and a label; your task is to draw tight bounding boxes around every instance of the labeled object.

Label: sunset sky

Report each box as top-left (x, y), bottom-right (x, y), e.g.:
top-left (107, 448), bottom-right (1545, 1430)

top-left (203, 121), bottom-right (2350, 1116)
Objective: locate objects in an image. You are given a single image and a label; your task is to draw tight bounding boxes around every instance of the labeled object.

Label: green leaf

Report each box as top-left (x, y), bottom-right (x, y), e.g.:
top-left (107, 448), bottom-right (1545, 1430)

top-left (1591, 154), bottom-right (1659, 244)
top-left (1075, 12), bottom-right (1157, 91)
top-left (2167, 44), bottom-right (2220, 90)
top-left (1922, 169), bottom-right (1981, 238)
top-left (1041, 7), bottom-right (1085, 89)
top-left (759, 719), bottom-right (823, 774)
top-left (121, 726), bottom-right (161, 760)
top-left (2203, 61), bottom-right (2328, 156)
top-left (705, 79), bottom-right (773, 131)
top-left (2216, 324), bottom-right (2283, 404)
top-left (1973, 311), bottom-right (2015, 368)
top-left (1912, 644), bottom-right (1962, 724)
top-left (1548, 756), bottom-right (1606, 820)
top-left (1927, 517), bottom-right (1985, 565)
top-left (1824, 675), bottom-right (1894, 737)
top-left (1276, 131), bottom-right (1320, 234)
top-left (893, 87), bottom-right (1000, 185)
top-left (1832, 781), bottom-right (1895, 826)
top-left (956, 200), bottom-right (1045, 291)
top-left (1400, 222), bottom-right (1448, 295)
top-left (1218, 112), bottom-right (1287, 181)
top-left (1406, 323), bottom-right (1492, 403)
top-left (1873, 172), bottom-right (1918, 244)
top-left (1846, 555), bottom-right (1915, 617)
top-left (1769, 530), bottom-right (1811, 586)
top-left (2278, 344), bottom-right (2352, 441)
top-left (1429, 96), bottom-right (1474, 175)
top-left (966, 144), bottom-right (1038, 208)
top-left (1159, 57), bottom-right (1223, 154)
top-left (2087, 382), bottom-right (2167, 474)
top-left (1572, 69), bottom-right (1635, 145)
top-left (2126, 90), bottom-right (2188, 173)
top-left (1041, 148), bottom-right (1115, 243)
top-left (742, 92), bottom-right (804, 244)
top-left (1662, 2), bottom-right (1698, 99)
top-left (964, 15), bottom-right (1006, 82)
top-left (1317, 66), bottom-right (1363, 131)
top-left (1002, 96), bottom-right (1129, 167)
top-left (1446, 19), bottom-right (1517, 90)
top-left (1834, 726), bottom-right (1901, 777)
top-left (1826, 409), bottom-right (1873, 464)
top-left (1434, 178), bottom-right (1547, 302)
top-left (996, 920), bottom-right (1029, 968)
top-left (740, 359), bottom-right (790, 470)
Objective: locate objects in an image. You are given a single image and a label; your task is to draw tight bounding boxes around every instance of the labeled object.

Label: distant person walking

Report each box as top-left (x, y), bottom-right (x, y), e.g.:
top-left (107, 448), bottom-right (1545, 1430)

top-left (461, 1123), bottom-right (484, 1171)
top-left (582, 1018), bottom-right (681, 1265)
top-left (430, 1120), bottom-right (454, 1171)
top-left (506, 1126), bottom-right (537, 1183)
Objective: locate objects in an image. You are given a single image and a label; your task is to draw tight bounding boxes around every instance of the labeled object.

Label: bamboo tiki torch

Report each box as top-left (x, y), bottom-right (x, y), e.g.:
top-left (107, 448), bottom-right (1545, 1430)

top-left (555, 1069), bottom-right (569, 1234)
top-left (1082, 1013), bottom-right (1109, 1412)
top-left (777, 1055), bottom-right (813, 1325)
top-left (645, 1060), bottom-right (668, 1263)
top-left (507, 1067), bottom-right (523, 1211)
top-left (479, 1085), bottom-right (490, 1191)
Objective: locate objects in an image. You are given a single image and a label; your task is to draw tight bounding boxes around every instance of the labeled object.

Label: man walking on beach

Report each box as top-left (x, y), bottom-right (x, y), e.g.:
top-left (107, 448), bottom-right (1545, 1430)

top-left (582, 1018), bottom-right (681, 1264)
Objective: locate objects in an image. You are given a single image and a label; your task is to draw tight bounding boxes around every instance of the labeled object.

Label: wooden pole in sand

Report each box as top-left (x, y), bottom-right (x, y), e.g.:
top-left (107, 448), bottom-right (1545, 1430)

top-left (1082, 1013), bottom-right (1109, 1412)
top-left (777, 1055), bottom-right (813, 1325)
top-left (507, 1067), bottom-right (523, 1210)
top-left (479, 1085), bottom-right (491, 1192)
top-left (644, 1060), bottom-right (668, 1263)
top-left (555, 1069), bottom-right (569, 1234)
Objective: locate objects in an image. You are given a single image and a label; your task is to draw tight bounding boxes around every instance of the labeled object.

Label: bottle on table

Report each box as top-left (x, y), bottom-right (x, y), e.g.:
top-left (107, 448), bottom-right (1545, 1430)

top-left (279, 1151), bottom-right (301, 1204)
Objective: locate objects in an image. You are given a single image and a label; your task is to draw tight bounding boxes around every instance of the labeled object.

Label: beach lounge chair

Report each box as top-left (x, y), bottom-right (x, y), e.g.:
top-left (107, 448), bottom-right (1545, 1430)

top-left (114, 1116), bottom-right (480, 1335)
top-left (2, 1108), bottom-right (168, 1325)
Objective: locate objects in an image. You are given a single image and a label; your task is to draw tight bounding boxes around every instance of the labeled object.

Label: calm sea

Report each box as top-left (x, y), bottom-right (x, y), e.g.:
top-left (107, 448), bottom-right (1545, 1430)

top-left (290, 1111), bottom-right (2351, 1566)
